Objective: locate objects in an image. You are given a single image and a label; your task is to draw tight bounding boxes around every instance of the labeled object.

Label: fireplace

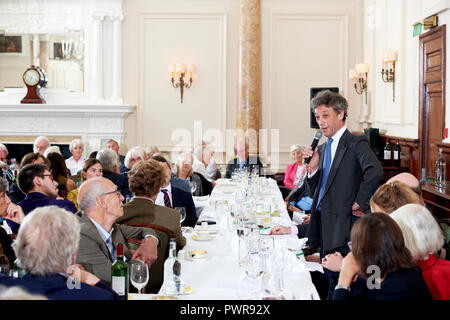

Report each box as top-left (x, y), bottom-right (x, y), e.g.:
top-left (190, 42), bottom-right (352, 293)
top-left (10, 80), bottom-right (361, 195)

top-left (3, 143), bottom-right (71, 163)
top-left (0, 88), bottom-right (135, 158)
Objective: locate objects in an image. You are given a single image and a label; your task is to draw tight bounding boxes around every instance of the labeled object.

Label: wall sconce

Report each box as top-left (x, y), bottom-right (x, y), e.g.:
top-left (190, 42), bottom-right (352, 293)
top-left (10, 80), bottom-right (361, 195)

top-left (168, 63), bottom-right (195, 103)
top-left (349, 63), bottom-right (369, 104)
top-left (380, 50), bottom-right (397, 102)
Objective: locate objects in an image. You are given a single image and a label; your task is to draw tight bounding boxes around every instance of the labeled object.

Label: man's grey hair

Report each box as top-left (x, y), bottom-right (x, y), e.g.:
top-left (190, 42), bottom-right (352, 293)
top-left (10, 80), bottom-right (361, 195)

top-left (33, 136), bottom-right (50, 148)
top-left (310, 90), bottom-right (348, 121)
top-left (124, 146), bottom-right (146, 169)
top-left (77, 177), bottom-right (108, 212)
top-left (0, 143), bottom-right (8, 157)
top-left (96, 148), bottom-right (118, 172)
top-left (0, 177), bottom-right (8, 193)
top-left (106, 139), bottom-right (119, 146)
top-left (43, 146), bottom-right (62, 158)
top-left (13, 206), bottom-right (80, 277)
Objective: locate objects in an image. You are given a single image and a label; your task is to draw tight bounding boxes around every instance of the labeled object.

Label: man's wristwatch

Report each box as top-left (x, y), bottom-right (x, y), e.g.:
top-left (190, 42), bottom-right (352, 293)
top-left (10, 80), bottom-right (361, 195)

top-left (335, 284), bottom-right (351, 291)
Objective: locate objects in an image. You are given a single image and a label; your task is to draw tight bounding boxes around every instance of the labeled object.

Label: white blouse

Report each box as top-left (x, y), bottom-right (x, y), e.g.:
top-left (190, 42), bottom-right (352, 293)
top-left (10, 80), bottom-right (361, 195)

top-left (65, 156), bottom-right (87, 176)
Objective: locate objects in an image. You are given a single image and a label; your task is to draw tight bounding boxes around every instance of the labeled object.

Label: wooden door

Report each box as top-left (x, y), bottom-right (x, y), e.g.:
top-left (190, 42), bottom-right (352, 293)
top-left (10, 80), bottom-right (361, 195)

top-left (419, 25), bottom-right (446, 180)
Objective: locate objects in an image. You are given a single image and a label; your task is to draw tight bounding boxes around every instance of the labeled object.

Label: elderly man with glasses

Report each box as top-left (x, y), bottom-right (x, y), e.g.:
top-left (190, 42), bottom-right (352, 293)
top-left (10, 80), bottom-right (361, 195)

top-left (75, 177), bottom-right (159, 288)
top-left (6, 163), bottom-right (77, 235)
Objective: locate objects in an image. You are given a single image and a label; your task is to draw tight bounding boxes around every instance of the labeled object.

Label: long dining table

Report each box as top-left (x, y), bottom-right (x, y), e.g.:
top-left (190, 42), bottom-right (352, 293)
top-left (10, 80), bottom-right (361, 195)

top-left (130, 177), bottom-right (321, 300)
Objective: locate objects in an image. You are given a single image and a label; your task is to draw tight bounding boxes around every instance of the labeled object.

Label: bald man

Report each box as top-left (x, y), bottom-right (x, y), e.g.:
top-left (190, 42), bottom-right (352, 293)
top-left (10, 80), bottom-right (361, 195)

top-left (33, 136), bottom-right (50, 155)
top-left (386, 172), bottom-right (424, 206)
top-left (76, 177), bottom-right (159, 286)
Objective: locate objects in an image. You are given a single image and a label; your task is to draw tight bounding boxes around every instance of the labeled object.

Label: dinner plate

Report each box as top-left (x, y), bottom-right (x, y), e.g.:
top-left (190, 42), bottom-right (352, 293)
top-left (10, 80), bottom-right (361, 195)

top-left (214, 184), bottom-right (240, 193)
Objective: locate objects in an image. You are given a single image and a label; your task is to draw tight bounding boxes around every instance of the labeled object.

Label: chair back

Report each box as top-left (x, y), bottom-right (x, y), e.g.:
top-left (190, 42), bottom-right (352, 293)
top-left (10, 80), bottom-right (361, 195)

top-left (125, 223), bottom-right (171, 293)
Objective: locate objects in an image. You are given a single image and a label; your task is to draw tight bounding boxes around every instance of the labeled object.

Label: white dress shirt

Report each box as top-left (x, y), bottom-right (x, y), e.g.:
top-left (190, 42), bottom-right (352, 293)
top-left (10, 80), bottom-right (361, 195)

top-left (155, 183), bottom-right (173, 207)
top-left (87, 216), bottom-right (117, 261)
top-left (308, 126), bottom-right (347, 178)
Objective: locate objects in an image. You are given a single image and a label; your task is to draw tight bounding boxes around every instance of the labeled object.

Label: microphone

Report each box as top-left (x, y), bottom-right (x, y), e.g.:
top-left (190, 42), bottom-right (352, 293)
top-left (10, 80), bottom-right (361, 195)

top-left (304, 130), bottom-right (323, 164)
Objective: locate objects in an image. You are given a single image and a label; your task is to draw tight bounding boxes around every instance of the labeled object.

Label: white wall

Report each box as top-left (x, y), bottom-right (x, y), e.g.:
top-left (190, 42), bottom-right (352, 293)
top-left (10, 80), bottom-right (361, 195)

top-left (122, 0), bottom-right (363, 170)
top-left (363, 0), bottom-right (450, 143)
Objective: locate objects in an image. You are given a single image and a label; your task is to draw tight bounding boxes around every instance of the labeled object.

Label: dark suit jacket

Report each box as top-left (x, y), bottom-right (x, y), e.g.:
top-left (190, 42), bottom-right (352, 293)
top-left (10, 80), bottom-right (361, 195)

top-left (103, 170), bottom-right (132, 198)
top-left (119, 154), bottom-right (125, 165)
top-left (0, 273), bottom-right (117, 300)
top-left (118, 197), bottom-right (186, 249)
top-left (306, 130), bottom-right (383, 253)
top-left (334, 268), bottom-right (432, 300)
top-left (75, 212), bottom-right (158, 286)
top-left (170, 177), bottom-right (198, 228)
top-left (8, 183), bottom-right (25, 204)
top-left (8, 192), bottom-right (77, 234)
top-left (225, 156), bottom-right (263, 178)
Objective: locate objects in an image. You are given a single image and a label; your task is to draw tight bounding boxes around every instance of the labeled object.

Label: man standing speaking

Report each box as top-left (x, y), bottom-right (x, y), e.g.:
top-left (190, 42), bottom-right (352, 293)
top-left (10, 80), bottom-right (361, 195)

top-left (303, 90), bottom-right (383, 298)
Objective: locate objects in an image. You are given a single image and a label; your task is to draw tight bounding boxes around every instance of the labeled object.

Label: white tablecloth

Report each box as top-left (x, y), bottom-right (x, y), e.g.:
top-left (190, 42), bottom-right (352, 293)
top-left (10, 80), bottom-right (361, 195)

top-left (153, 178), bottom-right (320, 300)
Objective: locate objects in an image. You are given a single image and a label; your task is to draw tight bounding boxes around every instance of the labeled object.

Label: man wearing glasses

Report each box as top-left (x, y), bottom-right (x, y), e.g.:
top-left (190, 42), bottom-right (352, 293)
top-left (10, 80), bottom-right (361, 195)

top-left (76, 177), bottom-right (159, 287)
top-left (7, 163), bottom-right (77, 234)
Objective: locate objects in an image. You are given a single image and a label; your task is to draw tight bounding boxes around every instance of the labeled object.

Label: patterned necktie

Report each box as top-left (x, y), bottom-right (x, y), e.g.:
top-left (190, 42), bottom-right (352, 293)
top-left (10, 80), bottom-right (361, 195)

top-left (106, 237), bottom-right (116, 261)
top-left (316, 138), bottom-right (333, 211)
top-left (161, 189), bottom-right (172, 208)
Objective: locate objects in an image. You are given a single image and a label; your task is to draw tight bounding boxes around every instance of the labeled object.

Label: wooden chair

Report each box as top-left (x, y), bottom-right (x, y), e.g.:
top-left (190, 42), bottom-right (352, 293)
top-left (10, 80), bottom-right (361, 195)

top-left (125, 223), bottom-right (173, 293)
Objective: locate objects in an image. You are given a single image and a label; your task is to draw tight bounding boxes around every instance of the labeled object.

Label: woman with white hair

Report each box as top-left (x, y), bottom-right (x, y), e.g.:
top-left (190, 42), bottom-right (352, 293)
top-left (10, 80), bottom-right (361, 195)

top-left (123, 146), bottom-right (147, 173)
top-left (175, 152), bottom-right (212, 196)
top-left (284, 144), bottom-right (306, 190)
top-left (65, 139), bottom-right (86, 176)
top-left (390, 204), bottom-right (450, 300)
top-left (0, 206), bottom-right (117, 300)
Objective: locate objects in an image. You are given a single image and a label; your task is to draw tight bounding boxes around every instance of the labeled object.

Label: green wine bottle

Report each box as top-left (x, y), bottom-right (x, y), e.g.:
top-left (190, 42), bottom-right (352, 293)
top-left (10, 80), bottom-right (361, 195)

top-left (111, 243), bottom-right (128, 300)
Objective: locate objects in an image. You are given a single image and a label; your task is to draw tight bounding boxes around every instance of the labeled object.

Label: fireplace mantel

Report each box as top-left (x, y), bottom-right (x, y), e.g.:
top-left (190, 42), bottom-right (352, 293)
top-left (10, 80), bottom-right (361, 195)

top-left (0, 88), bottom-right (135, 154)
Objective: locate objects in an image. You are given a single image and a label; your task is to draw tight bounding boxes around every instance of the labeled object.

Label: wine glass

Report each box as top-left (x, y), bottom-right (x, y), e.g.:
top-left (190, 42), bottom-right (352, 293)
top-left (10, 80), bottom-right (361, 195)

top-left (190, 181), bottom-right (197, 195)
top-left (175, 207), bottom-right (186, 224)
top-left (129, 260), bottom-right (149, 294)
top-left (220, 165), bottom-right (227, 178)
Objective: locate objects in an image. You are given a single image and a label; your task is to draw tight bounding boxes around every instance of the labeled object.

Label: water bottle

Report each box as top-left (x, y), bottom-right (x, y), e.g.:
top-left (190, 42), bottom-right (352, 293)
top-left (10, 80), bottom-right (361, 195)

top-left (435, 148), bottom-right (447, 187)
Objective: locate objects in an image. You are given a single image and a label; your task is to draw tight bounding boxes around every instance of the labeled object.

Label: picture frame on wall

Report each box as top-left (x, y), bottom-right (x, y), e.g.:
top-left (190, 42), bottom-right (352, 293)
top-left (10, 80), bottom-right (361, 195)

top-left (0, 35), bottom-right (23, 55)
top-left (53, 42), bottom-right (63, 59)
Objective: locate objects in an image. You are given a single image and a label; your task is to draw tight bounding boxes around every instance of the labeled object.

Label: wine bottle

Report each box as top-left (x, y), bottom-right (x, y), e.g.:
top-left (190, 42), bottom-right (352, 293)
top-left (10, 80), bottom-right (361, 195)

top-left (394, 139), bottom-right (401, 167)
top-left (162, 238), bottom-right (182, 295)
top-left (435, 148), bottom-right (447, 187)
top-left (383, 142), bottom-right (391, 166)
top-left (111, 243), bottom-right (128, 300)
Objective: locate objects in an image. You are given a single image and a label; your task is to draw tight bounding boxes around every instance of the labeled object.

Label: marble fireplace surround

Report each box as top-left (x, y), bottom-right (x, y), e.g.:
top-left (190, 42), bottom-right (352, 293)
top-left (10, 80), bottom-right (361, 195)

top-left (0, 88), bottom-right (135, 155)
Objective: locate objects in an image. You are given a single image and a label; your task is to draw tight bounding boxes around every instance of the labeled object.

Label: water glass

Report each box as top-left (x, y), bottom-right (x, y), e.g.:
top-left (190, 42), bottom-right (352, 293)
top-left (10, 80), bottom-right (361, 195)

top-left (237, 227), bottom-right (251, 267)
top-left (129, 260), bottom-right (149, 294)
